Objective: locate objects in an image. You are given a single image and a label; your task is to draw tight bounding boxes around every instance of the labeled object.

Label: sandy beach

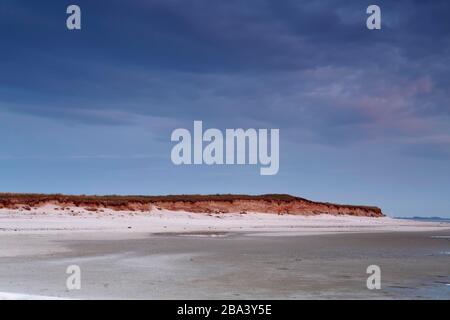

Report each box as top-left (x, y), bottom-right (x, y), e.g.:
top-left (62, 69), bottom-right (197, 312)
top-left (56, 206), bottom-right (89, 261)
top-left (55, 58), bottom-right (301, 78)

top-left (0, 207), bottom-right (449, 299)
top-left (1, 205), bottom-right (449, 236)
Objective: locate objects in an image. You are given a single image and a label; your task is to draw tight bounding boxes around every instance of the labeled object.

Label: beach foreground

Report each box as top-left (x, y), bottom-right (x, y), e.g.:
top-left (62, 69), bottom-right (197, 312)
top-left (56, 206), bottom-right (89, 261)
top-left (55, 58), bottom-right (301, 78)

top-left (0, 208), bottom-right (449, 299)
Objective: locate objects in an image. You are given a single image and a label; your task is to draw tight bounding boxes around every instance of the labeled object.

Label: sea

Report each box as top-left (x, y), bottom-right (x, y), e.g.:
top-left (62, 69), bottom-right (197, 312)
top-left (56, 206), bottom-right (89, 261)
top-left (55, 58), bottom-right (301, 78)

top-left (396, 217), bottom-right (450, 223)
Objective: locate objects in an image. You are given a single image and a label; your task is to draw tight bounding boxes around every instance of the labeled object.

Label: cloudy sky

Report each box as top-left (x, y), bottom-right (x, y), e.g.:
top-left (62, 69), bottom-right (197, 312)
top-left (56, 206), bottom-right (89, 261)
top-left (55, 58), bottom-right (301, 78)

top-left (1, 0), bottom-right (449, 217)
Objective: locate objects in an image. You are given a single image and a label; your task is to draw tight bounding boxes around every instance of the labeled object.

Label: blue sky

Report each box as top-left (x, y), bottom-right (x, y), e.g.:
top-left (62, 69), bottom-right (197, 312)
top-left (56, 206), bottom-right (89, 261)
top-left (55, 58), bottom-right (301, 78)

top-left (1, 0), bottom-right (450, 217)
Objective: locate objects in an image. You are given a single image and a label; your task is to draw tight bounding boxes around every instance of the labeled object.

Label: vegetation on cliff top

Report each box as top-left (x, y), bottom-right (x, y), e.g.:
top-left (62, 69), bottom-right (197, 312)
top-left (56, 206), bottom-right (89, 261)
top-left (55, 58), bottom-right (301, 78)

top-left (0, 193), bottom-right (380, 210)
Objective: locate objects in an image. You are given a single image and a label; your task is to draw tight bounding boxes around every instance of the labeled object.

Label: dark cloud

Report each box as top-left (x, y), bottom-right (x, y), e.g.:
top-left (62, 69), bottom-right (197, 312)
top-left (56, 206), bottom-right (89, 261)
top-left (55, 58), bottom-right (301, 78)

top-left (1, 0), bottom-right (450, 157)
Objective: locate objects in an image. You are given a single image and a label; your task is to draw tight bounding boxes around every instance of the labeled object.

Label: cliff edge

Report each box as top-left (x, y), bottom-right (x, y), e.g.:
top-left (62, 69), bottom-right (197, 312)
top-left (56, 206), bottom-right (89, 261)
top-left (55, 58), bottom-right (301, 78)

top-left (0, 193), bottom-right (384, 217)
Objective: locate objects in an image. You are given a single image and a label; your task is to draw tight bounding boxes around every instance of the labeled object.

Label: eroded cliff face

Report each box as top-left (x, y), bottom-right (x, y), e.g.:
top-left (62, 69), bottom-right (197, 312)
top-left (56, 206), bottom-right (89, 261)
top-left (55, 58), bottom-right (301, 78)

top-left (0, 193), bottom-right (384, 217)
top-left (151, 199), bottom-right (383, 217)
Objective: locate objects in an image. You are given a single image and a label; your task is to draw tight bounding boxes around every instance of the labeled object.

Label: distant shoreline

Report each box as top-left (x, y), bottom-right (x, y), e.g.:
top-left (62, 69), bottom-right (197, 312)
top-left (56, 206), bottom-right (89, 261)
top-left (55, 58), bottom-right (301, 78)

top-left (396, 217), bottom-right (450, 223)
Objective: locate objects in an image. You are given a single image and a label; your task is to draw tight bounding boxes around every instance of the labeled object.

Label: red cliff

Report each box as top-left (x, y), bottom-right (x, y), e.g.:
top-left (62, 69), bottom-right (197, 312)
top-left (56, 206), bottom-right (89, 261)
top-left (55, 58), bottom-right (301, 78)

top-left (0, 193), bottom-right (384, 217)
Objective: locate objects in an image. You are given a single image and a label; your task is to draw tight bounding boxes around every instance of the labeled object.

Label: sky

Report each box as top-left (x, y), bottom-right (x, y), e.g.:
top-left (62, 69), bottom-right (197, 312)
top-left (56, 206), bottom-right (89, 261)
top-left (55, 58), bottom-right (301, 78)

top-left (1, 0), bottom-right (449, 217)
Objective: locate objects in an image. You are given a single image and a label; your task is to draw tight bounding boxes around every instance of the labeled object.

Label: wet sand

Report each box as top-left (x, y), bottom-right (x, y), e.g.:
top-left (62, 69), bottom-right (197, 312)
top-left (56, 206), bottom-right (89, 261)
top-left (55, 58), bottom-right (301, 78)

top-left (0, 230), bottom-right (449, 299)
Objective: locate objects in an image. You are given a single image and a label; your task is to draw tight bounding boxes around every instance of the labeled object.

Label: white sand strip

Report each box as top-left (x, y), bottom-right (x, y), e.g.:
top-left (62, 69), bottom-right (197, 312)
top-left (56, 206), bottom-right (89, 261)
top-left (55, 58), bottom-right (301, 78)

top-left (0, 205), bottom-right (449, 236)
top-left (0, 292), bottom-right (68, 300)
